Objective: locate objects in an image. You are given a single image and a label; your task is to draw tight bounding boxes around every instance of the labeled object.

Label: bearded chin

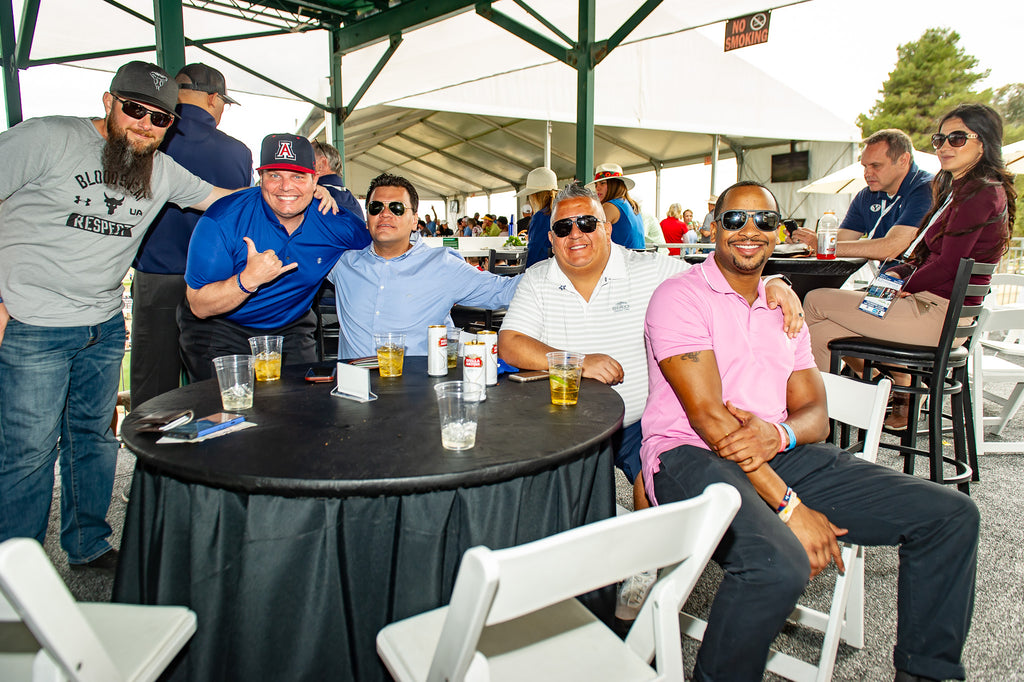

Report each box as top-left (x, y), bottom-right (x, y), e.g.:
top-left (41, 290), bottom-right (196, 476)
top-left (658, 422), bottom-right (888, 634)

top-left (101, 115), bottom-right (155, 200)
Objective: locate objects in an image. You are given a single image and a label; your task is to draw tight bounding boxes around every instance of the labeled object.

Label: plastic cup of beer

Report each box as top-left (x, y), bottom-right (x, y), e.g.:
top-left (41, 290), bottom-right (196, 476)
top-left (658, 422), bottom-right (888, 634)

top-left (375, 332), bottom-right (406, 377)
top-left (446, 328), bottom-right (461, 369)
top-left (545, 351), bottom-right (585, 406)
top-left (248, 335), bottom-right (283, 381)
top-left (212, 355), bottom-right (255, 410)
top-left (434, 381), bottom-right (483, 450)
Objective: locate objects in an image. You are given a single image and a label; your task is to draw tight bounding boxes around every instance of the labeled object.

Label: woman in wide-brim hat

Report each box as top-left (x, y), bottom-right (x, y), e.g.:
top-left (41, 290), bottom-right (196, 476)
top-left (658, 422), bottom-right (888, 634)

top-left (586, 163), bottom-right (645, 249)
top-left (517, 167), bottom-right (559, 266)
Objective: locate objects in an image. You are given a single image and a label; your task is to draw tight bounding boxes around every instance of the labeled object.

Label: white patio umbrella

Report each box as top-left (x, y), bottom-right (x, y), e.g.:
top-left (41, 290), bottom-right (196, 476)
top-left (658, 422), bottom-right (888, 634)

top-left (1004, 141), bottom-right (1024, 174)
top-left (798, 150), bottom-right (941, 194)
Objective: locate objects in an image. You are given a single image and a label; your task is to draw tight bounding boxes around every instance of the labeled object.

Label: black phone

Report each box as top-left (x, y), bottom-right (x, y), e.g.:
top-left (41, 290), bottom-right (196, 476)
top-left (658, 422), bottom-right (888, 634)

top-left (305, 366), bottom-right (337, 383)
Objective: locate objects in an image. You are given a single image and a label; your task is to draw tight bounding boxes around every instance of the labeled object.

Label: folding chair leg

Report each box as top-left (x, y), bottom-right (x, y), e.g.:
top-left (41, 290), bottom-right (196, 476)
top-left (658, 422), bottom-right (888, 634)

top-left (993, 383), bottom-right (1024, 435)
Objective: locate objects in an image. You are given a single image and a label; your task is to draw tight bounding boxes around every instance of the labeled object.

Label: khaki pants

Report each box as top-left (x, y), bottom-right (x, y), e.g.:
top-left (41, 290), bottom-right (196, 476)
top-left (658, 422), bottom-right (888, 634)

top-left (804, 288), bottom-right (948, 372)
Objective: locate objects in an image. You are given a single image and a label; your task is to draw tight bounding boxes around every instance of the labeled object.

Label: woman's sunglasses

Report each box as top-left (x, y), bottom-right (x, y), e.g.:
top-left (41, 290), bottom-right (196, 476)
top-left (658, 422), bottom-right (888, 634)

top-left (930, 131), bottom-right (979, 149)
top-left (367, 201), bottom-right (409, 217)
top-left (551, 215), bottom-right (601, 238)
top-left (716, 210), bottom-right (782, 232)
top-left (112, 95), bottom-right (174, 128)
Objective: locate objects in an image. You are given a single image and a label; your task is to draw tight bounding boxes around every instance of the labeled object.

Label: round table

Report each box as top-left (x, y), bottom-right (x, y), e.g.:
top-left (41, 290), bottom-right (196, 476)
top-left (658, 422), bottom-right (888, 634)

top-left (114, 358), bottom-right (623, 682)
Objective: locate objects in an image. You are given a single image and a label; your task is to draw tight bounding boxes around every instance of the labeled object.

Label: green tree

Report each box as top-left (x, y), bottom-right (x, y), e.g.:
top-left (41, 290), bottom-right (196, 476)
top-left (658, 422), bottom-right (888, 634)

top-left (994, 83), bottom-right (1024, 127)
top-left (857, 28), bottom-right (990, 151)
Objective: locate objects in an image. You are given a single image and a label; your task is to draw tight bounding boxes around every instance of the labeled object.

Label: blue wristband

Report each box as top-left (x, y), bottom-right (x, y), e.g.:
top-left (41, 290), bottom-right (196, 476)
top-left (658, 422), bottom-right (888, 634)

top-left (236, 272), bottom-right (257, 295)
top-left (780, 422), bottom-right (797, 452)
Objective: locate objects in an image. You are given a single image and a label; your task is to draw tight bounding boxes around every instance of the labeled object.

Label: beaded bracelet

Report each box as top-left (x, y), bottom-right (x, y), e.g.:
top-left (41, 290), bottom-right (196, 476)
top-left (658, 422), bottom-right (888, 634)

top-left (237, 272), bottom-right (257, 295)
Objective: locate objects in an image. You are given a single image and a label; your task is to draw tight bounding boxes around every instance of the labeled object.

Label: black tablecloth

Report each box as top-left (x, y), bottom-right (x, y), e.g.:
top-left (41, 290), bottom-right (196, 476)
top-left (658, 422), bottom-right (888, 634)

top-left (114, 359), bottom-right (622, 681)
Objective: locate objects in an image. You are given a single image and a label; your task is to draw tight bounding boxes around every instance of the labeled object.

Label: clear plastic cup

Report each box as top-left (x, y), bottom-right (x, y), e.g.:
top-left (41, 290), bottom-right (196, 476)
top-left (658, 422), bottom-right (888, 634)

top-left (446, 328), bottom-right (462, 369)
top-left (212, 355), bottom-right (255, 410)
top-left (248, 335), bottom-right (283, 381)
top-left (545, 351), bottom-right (585, 406)
top-left (434, 381), bottom-right (483, 450)
top-left (375, 332), bottom-right (406, 377)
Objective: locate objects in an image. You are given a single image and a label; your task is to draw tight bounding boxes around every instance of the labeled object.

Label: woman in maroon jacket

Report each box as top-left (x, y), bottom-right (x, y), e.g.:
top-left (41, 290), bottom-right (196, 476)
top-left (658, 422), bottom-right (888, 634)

top-left (805, 103), bottom-right (1016, 426)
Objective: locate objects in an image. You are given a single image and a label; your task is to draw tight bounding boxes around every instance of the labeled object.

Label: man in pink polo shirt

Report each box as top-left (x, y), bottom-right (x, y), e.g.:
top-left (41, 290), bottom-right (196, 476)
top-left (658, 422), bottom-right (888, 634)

top-left (640, 181), bottom-right (978, 682)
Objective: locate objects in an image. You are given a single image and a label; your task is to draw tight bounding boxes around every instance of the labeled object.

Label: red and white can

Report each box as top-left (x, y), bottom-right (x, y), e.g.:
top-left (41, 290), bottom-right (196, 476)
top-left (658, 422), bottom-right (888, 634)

top-left (477, 330), bottom-right (498, 385)
top-left (463, 340), bottom-right (487, 400)
top-left (427, 325), bottom-right (448, 376)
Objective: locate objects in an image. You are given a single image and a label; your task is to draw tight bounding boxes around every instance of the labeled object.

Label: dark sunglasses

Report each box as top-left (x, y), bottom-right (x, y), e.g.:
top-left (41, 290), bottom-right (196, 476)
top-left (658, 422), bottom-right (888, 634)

top-left (716, 210), bottom-right (782, 232)
top-left (551, 215), bottom-right (601, 238)
top-left (367, 200), bottom-right (409, 217)
top-left (930, 131), bottom-right (979, 149)
top-left (112, 95), bottom-right (174, 128)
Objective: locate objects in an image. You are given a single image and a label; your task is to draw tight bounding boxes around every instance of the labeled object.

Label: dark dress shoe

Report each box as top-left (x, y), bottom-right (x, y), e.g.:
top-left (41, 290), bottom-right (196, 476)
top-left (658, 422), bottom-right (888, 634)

top-left (70, 548), bottom-right (119, 573)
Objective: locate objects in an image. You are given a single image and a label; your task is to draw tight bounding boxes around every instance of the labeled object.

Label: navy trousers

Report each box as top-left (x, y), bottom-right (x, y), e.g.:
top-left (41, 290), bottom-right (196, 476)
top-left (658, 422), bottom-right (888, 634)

top-left (653, 443), bottom-right (978, 681)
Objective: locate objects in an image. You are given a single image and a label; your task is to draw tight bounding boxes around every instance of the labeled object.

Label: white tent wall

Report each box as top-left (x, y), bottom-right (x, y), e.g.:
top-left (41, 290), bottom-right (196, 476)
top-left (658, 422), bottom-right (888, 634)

top-left (742, 141), bottom-right (858, 226)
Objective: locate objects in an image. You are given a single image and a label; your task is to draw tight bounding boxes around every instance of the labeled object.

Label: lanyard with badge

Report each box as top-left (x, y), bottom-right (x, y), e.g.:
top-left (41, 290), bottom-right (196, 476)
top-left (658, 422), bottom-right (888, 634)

top-left (858, 194), bottom-right (952, 319)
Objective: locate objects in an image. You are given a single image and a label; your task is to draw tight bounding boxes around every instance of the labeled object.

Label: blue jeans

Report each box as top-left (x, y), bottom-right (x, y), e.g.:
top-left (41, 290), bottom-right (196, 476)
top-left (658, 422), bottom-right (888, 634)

top-left (653, 443), bottom-right (978, 682)
top-left (0, 314), bottom-right (124, 562)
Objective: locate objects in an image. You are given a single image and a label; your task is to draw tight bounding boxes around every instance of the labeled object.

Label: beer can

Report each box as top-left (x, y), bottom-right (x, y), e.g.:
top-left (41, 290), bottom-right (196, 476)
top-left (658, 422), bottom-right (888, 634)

top-left (427, 325), bottom-right (448, 376)
top-left (463, 341), bottom-right (487, 400)
top-left (477, 330), bottom-right (498, 385)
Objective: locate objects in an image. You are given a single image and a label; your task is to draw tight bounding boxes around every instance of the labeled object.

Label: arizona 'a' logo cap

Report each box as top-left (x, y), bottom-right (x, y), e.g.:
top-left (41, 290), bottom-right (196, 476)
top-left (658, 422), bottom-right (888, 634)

top-left (257, 133), bottom-right (316, 174)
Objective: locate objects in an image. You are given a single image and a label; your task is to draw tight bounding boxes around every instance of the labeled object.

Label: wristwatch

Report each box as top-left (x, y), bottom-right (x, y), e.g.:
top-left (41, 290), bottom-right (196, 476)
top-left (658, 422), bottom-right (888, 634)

top-left (763, 274), bottom-right (794, 288)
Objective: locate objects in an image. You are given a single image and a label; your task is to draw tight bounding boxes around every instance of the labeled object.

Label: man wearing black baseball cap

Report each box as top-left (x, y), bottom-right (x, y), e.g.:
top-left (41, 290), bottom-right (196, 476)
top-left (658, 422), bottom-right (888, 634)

top-left (178, 133), bottom-right (370, 381)
top-left (130, 63), bottom-right (253, 408)
top-left (0, 60), bottom-right (253, 571)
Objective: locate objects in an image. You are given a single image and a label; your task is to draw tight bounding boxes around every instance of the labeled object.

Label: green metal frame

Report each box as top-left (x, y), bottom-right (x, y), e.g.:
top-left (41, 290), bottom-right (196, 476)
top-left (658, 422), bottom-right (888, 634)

top-left (3, 0), bottom-right (665, 182)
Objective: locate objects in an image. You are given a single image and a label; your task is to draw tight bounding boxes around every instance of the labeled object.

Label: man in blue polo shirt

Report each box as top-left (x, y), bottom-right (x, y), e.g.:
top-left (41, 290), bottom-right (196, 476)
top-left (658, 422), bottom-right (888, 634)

top-left (792, 129), bottom-right (933, 261)
top-left (179, 133), bottom-right (369, 380)
top-left (131, 63), bottom-right (253, 406)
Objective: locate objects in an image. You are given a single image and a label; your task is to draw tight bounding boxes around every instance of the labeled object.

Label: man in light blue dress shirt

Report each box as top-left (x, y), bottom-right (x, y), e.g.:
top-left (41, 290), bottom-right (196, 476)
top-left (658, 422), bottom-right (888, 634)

top-left (328, 173), bottom-right (519, 358)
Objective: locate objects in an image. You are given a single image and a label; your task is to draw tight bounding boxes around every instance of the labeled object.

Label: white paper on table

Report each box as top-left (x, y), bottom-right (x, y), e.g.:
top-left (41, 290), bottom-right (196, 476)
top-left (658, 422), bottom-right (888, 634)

top-left (157, 420), bottom-right (258, 444)
top-left (332, 361), bottom-right (378, 403)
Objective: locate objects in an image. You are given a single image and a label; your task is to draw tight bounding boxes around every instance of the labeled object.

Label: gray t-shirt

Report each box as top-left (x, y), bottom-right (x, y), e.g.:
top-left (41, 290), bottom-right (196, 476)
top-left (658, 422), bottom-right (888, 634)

top-left (0, 116), bottom-right (212, 326)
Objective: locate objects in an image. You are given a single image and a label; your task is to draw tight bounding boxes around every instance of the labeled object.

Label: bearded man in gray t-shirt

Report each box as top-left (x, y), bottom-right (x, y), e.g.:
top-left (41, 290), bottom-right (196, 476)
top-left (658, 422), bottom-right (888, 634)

top-left (0, 61), bottom-right (247, 570)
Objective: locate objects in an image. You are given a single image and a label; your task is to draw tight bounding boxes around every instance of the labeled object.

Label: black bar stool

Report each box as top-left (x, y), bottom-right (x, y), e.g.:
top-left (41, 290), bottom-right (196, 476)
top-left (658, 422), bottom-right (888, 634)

top-left (827, 258), bottom-right (995, 494)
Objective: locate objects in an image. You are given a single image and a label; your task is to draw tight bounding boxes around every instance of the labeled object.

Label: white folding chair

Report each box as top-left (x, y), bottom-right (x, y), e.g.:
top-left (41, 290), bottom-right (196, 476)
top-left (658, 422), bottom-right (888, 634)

top-left (680, 374), bottom-right (891, 682)
top-left (376, 483), bottom-right (741, 682)
top-left (0, 538), bottom-right (196, 682)
top-left (970, 305), bottom-right (1024, 454)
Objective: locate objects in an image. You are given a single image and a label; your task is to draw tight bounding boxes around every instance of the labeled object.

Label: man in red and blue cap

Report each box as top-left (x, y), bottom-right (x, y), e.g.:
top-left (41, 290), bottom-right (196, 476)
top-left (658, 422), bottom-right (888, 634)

top-left (179, 133), bottom-right (369, 381)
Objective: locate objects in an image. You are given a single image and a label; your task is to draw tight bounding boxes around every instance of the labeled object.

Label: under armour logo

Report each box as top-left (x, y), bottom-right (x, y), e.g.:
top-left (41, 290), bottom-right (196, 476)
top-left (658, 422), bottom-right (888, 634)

top-left (276, 141), bottom-right (296, 160)
top-left (150, 71), bottom-right (168, 90)
top-left (74, 196), bottom-right (91, 206)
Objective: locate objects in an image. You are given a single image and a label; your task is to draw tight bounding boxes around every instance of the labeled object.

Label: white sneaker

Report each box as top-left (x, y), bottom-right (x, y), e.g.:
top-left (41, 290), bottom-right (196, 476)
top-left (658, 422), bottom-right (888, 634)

top-left (615, 569), bottom-right (657, 620)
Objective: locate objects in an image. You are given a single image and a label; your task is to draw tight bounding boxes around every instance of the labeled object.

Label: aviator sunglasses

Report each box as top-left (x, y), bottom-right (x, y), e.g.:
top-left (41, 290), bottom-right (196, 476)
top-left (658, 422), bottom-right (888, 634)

top-left (716, 210), bottom-right (782, 232)
top-left (367, 200), bottom-right (409, 217)
top-left (551, 215), bottom-right (601, 238)
top-left (930, 131), bottom-right (979, 149)
top-left (112, 95), bottom-right (174, 128)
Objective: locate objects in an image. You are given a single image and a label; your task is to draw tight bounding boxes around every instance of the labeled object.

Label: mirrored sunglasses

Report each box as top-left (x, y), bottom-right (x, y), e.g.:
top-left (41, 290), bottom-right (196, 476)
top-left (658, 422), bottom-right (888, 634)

top-left (367, 200), bottom-right (409, 217)
top-left (716, 210), bottom-right (782, 232)
top-left (112, 95), bottom-right (174, 128)
top-left (551, 215), bottom-right (601, 238)
top-left (930, 131), bottom-right (979, 149)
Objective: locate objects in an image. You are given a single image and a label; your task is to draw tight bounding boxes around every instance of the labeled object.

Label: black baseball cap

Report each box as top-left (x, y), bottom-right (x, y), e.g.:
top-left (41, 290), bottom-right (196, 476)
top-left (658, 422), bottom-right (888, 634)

top-left (176, 63), bottom-right (239, 105)
top-left (109, 61), bottom-right (178, 115)
top-left (257, 134), bottom-right (316, 174)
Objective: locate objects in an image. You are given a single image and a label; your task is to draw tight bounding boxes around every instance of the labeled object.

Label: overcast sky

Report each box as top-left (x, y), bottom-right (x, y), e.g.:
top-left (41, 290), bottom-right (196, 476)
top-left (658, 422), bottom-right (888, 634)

top-left (2, 0), bottom-right (1021, 219)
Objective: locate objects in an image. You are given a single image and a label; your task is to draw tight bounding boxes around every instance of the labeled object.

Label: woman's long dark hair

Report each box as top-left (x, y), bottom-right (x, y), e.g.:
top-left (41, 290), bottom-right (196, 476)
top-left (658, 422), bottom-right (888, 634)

top-left (911, 103), bottom-right (1016, 265)
top-left (601, 178), bottom-right (640, 215)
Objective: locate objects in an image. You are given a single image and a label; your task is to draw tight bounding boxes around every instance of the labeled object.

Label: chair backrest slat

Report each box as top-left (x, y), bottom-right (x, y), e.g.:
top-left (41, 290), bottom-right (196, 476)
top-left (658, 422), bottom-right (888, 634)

top-left (821, 374), bottom-right (891, 463)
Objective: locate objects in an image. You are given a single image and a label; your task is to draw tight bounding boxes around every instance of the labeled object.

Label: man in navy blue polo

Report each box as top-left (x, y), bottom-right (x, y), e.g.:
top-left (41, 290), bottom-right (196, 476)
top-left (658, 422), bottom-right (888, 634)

top-left (312, 139), bottom-right (364, 221)
top-left (178, 133), bottom-right (369, 381)
top-left (130, 63), bottom-right (253, 406)
top-left (792, 129), bottom-right (933, 261)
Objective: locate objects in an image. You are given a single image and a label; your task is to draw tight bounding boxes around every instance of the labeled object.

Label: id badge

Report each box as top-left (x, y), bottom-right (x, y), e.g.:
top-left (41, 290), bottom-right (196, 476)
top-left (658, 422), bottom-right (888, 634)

top-left (858, 260), bottom-right (917, 319)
